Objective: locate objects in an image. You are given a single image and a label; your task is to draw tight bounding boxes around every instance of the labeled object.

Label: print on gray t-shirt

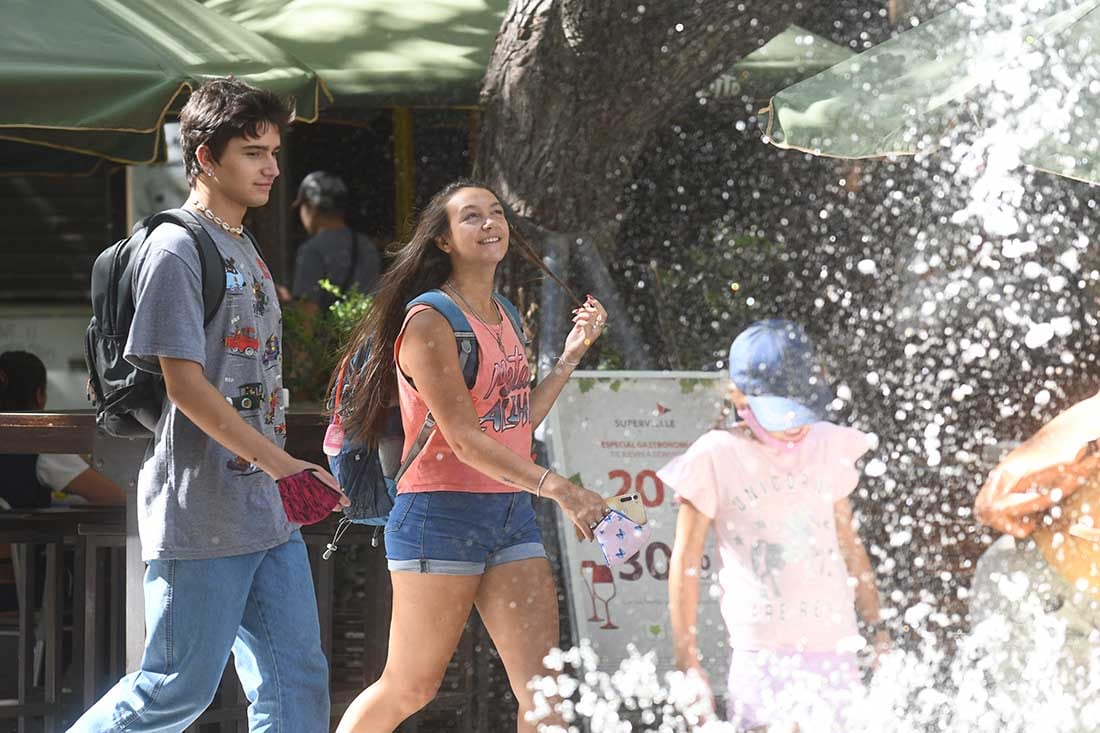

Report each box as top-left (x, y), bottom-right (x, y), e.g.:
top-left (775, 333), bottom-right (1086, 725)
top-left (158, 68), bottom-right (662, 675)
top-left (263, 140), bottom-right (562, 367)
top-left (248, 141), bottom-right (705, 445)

top-left (125, 217), bottom-right (293, 561)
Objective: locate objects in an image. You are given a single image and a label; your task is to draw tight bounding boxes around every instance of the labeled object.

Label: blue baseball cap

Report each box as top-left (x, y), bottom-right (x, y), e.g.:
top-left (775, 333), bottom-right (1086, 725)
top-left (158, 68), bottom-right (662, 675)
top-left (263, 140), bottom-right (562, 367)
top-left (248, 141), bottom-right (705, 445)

top-left (728, 319), bottom-right (833, 432)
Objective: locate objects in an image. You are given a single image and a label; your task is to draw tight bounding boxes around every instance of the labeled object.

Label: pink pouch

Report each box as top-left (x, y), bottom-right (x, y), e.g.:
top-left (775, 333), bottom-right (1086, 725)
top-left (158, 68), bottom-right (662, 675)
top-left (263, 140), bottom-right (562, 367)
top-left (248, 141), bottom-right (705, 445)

top-left (276, 469), bottom-right (342, 525)
top-left (595, 509), bottom-right (651, 566)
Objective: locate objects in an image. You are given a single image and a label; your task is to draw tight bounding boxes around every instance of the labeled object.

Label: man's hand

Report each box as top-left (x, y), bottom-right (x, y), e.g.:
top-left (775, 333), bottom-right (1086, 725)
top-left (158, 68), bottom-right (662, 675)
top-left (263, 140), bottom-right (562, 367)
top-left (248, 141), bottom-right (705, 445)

top-left (976, 443), bottom-right (1100, 538)
top-left (269, 457), bottom-right (350, 509)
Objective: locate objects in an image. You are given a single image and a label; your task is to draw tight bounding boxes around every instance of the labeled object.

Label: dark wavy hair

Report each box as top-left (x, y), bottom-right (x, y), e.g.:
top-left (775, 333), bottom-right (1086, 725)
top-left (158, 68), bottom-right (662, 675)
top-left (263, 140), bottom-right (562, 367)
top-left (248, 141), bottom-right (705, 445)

top-left (0, 351), bottom-right (46, 411)
top-left (179, 76), bottom-right (294, 185)
top-left (334, 179), bottom-right (578, 447)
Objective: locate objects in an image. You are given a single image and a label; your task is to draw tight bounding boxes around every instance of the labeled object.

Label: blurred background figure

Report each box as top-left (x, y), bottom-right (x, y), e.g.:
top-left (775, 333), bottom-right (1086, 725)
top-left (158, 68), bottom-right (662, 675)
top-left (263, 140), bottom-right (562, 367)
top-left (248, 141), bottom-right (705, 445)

top-left (280, 171), bottom-right (381, 313)
top-left (0, 350), bottom-right (124, 508)
top-left (661, 320), bottom-right (888, 731)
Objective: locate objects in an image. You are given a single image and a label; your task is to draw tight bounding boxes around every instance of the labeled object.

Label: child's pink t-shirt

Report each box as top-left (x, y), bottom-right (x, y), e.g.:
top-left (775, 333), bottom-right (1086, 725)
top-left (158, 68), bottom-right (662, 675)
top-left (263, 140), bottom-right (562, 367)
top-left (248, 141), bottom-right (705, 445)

top-left (658, 423), bottom-right (874, 653)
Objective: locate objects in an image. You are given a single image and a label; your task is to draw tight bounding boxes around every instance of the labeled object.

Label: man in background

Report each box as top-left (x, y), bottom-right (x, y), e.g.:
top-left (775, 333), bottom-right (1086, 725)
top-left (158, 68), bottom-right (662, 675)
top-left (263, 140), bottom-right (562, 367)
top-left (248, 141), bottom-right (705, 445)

top-left (280, 171), bottom-right (381, 313)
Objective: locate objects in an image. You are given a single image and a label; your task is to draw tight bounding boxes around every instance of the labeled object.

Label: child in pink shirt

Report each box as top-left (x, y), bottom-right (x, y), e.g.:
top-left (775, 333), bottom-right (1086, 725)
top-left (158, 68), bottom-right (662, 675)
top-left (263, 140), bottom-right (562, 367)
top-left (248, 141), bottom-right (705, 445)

top-left (660, 320), bottom-right (888, 732)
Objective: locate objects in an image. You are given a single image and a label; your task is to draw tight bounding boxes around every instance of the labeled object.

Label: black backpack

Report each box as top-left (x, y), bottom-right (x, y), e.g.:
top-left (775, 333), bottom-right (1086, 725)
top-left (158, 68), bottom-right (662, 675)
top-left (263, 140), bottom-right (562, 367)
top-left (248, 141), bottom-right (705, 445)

top-left (85, 209), bottom-right (243, 438)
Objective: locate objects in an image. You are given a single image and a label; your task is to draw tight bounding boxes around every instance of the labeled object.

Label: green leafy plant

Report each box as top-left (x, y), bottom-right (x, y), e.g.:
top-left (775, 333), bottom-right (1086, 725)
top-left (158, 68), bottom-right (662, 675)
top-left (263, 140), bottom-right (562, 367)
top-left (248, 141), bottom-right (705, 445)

top-left (646, 232), bottom-right (787, 369)
top-left (282, 280), bottom-right (373, 405)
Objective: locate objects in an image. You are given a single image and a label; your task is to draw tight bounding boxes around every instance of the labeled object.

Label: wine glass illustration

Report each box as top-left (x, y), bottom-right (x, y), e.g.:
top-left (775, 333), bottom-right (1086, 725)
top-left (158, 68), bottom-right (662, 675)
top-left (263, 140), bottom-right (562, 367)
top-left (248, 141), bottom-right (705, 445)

top-left (591, 564), bottom-right (618, 630)
top-left (580, 560), bottom-right (602, 622)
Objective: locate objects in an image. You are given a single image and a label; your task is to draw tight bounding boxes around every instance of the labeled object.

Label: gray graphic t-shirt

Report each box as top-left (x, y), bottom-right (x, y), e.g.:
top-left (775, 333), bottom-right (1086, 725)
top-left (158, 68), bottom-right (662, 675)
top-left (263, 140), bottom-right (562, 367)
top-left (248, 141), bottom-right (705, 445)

top-left (125, 216), bottom-right (293, 561)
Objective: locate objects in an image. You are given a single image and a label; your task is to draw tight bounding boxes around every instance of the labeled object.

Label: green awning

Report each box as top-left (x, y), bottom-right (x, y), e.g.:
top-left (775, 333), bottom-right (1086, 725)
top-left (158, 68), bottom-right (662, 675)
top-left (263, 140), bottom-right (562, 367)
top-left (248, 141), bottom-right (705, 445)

top-left (765, 0), bottom-right (1100, 183)
top-left (0, 141), bottom-right (112, 177)
top-left (708, 25), bottom-right (854, 100)
top-left (2, 0), bottom-right (331, 165)
top-left (204, 0), bottom-right (508, 107)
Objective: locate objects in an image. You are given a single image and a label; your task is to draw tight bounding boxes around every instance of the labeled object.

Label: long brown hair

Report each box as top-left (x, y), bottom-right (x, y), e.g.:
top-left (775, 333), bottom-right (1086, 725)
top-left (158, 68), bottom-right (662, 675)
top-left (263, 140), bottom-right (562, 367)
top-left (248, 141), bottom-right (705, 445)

top-left (334, 179), bottom-right (579, 447)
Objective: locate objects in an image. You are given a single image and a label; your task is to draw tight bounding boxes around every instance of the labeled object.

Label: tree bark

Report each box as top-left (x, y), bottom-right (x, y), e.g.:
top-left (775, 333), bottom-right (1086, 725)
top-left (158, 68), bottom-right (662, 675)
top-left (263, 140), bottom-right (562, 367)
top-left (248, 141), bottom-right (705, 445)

top-left (478, 1), bottom-right (797, 231)
top-left (476, 0), bottom-right (801, 367)
top-left (536, 228), bottom-right (572, 379)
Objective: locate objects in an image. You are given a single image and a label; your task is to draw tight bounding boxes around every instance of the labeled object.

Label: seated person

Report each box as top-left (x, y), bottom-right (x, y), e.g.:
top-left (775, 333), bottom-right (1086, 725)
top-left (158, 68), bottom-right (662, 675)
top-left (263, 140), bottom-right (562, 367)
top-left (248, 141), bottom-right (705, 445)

top-left (0, 351), bottom-right (124, 508)
top-left (279, 171), bottom-right (381, 313)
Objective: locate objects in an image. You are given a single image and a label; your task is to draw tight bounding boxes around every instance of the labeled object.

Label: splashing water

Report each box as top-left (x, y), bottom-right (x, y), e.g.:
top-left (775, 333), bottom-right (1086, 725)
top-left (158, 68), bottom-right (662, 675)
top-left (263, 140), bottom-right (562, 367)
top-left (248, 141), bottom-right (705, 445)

top-left (530, 605), bottom-right (1100, 733)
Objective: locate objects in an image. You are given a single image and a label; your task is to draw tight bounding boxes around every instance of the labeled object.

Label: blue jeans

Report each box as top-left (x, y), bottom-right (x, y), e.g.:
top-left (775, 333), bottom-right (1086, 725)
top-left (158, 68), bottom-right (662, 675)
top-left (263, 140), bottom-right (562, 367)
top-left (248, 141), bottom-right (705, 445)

top-left (68, 532), bottom-right (329, 733)
top-left (385, 491), bottom-right (545, 575)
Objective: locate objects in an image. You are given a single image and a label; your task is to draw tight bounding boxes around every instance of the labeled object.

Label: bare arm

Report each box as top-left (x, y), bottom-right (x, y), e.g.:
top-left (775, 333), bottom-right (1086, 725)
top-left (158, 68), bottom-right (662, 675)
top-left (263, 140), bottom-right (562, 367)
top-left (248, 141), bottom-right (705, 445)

top-left (669, 498), bottom-right (712, 672)
top-left (399, 311), bottom-right (607, 538)
top-left (64, 469), bottom-right (125, 505)
top-left (530, 297), bottom-right (608, 427)
top-left (159, 357), bottom-right (345, 500)
top-left (834, 498), bottom-right (884, 627)
top-left (976, 389), bottom-right (1100, 536)
top-left (530, 360), bottom-right (576, 428)
top-left (1020, 389), bottom-right (1100, 456)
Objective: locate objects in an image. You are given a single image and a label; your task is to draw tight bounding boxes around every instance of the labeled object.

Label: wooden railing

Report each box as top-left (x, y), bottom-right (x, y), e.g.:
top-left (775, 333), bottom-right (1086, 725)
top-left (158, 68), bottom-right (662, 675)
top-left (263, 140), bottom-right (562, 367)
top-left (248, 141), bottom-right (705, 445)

top-left (0, 410), bottom-right (508, 731)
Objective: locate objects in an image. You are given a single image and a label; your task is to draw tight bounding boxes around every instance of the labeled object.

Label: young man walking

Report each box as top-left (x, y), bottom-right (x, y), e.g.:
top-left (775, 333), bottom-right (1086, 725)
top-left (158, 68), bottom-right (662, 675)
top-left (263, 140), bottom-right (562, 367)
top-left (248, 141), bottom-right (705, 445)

top-left (69, 77), bottom-right (346, 733)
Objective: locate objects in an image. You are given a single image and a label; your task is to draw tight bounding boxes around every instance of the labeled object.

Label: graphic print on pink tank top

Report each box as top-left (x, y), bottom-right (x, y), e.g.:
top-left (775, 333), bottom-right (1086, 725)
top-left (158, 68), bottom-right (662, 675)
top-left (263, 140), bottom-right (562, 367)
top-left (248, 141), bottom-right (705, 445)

top-left (395, 301), bottom-right (534, 493)
top-left (479, 341), bottom-right (531, 433)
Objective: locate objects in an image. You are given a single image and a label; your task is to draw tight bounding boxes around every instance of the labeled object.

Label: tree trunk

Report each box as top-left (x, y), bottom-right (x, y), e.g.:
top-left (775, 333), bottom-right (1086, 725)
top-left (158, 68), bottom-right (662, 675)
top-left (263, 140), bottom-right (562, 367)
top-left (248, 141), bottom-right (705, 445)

top-left (475, 0), bottom-right (799, 367)
top-left (536, 228), bottom-right (572, 379)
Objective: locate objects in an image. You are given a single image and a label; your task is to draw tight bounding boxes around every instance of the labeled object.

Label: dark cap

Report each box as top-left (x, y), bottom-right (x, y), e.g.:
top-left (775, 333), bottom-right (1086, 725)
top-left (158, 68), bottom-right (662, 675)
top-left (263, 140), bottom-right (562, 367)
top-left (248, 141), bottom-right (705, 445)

top-left (292, 171), bottom-right (348, 211)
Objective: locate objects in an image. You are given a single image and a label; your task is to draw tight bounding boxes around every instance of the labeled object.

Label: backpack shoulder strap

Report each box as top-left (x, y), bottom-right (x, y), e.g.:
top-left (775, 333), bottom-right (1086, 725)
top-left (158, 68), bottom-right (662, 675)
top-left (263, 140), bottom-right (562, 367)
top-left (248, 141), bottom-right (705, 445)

top-left (491, 292), bottom-right (527, 347)
top-left (241, 226), bottom-right (264, 257)
top-left (393, 415), bottom-right (435, 486)
top-left (146, 209), bottom-right (226, 326)
top-left (341, 228), bottom-right (359, 292)
top-left (407, 289), bottom-right (478, 389)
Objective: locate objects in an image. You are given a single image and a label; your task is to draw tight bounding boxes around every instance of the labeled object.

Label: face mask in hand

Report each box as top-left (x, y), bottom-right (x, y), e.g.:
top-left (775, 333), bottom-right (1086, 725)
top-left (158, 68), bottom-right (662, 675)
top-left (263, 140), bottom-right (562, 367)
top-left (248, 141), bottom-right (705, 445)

top-left (277, 469), bottom-right (342, 525)
top-left (594, 509), bottom-right (651, 567)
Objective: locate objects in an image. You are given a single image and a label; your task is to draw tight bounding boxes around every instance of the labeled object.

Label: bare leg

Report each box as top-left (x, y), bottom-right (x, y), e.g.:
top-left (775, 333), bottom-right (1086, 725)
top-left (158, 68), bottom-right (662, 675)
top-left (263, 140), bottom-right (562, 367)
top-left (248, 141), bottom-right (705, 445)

top-left (335, 572), bottom-right (481, 733)
top-left (475, 558), bottom-right (563, 732)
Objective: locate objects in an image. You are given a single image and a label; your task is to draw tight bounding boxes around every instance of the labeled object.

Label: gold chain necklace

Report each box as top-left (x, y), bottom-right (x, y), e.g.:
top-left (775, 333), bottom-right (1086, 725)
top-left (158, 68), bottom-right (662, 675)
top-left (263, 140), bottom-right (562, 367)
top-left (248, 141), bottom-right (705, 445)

top-left (444, 282), bottom-right (506, 355)
top-left (189, 199), bottom-right (244, 236)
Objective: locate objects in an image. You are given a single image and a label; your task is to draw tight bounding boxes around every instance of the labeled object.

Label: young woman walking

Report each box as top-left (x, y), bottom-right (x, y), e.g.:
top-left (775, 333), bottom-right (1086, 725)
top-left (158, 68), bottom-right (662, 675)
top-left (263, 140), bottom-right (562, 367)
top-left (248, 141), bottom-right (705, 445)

top-left (334, 180), bottom-right (610, 733)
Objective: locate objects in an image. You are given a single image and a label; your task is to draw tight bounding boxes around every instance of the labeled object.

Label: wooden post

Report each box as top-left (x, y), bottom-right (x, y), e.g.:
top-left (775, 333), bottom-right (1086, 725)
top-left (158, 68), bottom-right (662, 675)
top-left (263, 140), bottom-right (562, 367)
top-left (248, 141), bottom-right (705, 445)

top-left (124, 166), bottom-right (136, 231)
top-left (392, 108), bottom-right (415, 239)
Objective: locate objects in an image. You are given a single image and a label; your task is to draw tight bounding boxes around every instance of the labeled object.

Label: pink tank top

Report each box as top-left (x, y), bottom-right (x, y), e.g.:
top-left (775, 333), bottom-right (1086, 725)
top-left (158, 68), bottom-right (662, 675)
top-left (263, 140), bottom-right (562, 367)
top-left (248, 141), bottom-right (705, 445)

top-left (394, 301), bottom-right (533, 493)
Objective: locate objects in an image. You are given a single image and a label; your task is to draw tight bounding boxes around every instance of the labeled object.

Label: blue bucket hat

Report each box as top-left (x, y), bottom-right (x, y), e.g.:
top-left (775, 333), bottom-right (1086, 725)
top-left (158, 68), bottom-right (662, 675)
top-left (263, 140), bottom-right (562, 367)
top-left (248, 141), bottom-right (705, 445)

top-left (728, 319), bottom-right (833, 432)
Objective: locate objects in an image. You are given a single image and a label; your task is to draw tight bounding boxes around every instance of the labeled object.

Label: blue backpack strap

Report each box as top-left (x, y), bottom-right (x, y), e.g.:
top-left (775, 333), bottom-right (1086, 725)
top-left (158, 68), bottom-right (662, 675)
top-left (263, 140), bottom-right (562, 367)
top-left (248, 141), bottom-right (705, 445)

top-left (406, 289), bottom-right (479, 389)
top-left (492, 292), bottom-right (527, 347)
top-left (394, 288), bottom-right (479, 489)
top-left (393, 414), bottom-right (436, 486)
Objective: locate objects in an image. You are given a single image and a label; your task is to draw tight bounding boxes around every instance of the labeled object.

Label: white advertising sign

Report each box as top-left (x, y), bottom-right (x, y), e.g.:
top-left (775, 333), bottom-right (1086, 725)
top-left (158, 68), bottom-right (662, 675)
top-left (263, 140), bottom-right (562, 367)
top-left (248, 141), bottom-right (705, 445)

top-left (545, 371), bottom-right (730, 683)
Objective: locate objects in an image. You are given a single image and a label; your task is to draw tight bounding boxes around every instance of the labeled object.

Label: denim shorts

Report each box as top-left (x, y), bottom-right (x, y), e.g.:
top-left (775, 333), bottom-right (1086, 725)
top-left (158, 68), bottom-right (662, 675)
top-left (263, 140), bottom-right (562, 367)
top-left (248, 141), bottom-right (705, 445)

top-left (384, 491), bottom-right (546, 575)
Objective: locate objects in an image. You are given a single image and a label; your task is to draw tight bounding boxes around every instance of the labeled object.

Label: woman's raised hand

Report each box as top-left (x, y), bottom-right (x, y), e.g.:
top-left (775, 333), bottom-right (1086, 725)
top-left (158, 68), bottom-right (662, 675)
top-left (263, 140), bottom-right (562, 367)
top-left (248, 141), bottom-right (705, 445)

top-left (562, 295), bottom-right (608, 364)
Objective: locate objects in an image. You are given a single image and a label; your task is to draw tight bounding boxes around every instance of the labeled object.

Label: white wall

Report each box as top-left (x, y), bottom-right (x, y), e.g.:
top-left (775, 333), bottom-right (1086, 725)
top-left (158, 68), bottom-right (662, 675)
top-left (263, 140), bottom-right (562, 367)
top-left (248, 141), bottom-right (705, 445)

top-left (0, 305), bottom-right (93, 410)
